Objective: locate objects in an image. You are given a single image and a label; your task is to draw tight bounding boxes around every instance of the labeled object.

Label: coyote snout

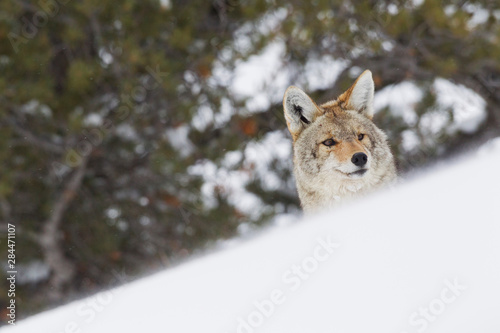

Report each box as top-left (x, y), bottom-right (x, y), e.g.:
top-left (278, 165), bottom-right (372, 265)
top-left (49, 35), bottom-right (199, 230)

top-left (351, 152), bottom-right (367, 167)
top-left (283, 70), bottom-right (397, 212)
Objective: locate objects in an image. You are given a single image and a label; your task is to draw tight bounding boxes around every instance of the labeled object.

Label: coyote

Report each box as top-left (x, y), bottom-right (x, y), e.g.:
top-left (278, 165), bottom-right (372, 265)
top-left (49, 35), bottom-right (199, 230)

top-left (283, 70), bottom-right (396, 212)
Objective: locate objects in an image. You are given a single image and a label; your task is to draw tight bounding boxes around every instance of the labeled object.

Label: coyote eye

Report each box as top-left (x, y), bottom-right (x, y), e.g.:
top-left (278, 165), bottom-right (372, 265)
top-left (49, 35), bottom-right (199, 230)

top-left (322, 138), bottom-right (336, 147)
top-left (358, 133), bottom-right (365, 141)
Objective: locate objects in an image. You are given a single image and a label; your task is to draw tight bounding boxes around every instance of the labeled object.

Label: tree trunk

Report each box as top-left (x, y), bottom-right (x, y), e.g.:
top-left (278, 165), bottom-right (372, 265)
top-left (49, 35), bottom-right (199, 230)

top-left (39, 156), bottom-right (89, 301)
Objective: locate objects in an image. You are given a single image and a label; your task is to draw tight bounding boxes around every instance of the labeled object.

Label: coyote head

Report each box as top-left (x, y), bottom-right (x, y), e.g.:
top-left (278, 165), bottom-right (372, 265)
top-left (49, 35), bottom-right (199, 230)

top-left (283, 70), bottom-right (396, 211)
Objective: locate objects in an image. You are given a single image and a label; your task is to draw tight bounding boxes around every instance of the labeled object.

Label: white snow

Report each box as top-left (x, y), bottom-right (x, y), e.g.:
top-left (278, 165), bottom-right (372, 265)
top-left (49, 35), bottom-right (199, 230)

top-left (5, 139), bottom-right (500, 333)
top-left (255, 8), bottom-right (288, 36)
top-left (244, 130), bottom-right (292, 191)
top-left (188, 158), bottom-right (264, 218)
top-left (158, 0), bottom-right (171, 10)
top-left (374, 81), bottom-right (422, 125)
top-left (191, 103), bottom-right (214, 131)
top-left (301, 55), bottom-right (348, 91)
top-left (164, 125), bottom-right (195, 158)
top-left (374, 78), bottom-right (487, 134)
top-left (98, 48), bottom-right (113, 66)
top-left (410, 0), bottom-right (425, 7)
top-left (433, 78), bottom-right (487, 134)
top-left (20, 100), bottom-right (52, 118)
top-left (231, 41), bottom-right (290, 112)
top-left (12, 261), bottom-right (50, 285)
top-left (400, 129), bottom-right (420, 152)
top-left (374, 78), bottom-right (487, 152)
top-left (114, 124), bottom-right (138, 141)
top-left (205, 35), bottom-right (347, 129)
top-left (188, 130), bottom-right (293, 219)
top-left (463, 3), bottom-right (490, 29)
top-left (83, 113), bottom-right (103, 127)
top-left (420, 109), bottom-right (450, 136)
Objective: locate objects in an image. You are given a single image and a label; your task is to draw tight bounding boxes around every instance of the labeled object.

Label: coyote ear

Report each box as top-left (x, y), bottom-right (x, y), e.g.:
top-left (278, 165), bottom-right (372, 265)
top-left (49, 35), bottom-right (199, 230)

top-left (283, 86), bottom-right (322, 140)
top-left (338, 70), bottom-right (375, 119)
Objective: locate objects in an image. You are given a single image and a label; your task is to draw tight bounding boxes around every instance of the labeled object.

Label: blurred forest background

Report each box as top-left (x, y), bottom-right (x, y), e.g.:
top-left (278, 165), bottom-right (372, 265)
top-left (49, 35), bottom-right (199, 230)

top-left (1, 0), bottom-right (499, 322)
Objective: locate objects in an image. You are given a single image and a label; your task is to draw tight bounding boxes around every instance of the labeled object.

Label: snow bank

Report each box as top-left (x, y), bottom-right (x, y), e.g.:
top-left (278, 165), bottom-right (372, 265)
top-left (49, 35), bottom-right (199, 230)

top-left (4, 139), bottom-right (500, 333)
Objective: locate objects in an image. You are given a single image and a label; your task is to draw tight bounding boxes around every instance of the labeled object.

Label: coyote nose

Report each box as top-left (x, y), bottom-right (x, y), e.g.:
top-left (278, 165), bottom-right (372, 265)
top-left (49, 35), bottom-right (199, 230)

top-left (351, 152), bottom-right (368, 167)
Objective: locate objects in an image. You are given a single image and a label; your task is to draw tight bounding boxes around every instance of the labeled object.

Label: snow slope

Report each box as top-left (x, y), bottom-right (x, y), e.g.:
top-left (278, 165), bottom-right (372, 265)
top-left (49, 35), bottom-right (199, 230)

top-left (4, 139), bottom-right (500, 333)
